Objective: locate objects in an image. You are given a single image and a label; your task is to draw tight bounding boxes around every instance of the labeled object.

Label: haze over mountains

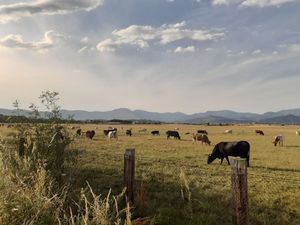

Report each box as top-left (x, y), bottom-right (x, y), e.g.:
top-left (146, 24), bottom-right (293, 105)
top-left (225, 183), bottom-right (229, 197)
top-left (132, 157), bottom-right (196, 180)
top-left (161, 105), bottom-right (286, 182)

top-left (1, 108), bottom-right (300, 124)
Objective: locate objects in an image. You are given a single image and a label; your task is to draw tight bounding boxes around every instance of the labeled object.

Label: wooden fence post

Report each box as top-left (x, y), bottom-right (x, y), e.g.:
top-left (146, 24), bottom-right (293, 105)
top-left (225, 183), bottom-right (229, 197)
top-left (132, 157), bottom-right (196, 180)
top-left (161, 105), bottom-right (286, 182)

top-left (230, 157), bottom-right (248, 225)
top-left (124, 149), bottom-right (135, 203)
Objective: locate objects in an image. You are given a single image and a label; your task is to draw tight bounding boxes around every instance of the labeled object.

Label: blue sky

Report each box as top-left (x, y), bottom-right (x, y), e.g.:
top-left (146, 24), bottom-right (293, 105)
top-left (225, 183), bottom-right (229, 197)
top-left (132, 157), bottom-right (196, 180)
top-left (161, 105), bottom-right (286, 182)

top-left (0, 0), bottom-right (300, 113)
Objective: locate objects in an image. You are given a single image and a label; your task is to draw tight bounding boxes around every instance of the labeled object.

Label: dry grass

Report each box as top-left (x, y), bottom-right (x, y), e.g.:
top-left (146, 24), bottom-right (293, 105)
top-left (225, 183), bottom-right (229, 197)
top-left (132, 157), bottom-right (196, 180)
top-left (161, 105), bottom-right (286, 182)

top-left (1, 124), bottom-right (300, 225)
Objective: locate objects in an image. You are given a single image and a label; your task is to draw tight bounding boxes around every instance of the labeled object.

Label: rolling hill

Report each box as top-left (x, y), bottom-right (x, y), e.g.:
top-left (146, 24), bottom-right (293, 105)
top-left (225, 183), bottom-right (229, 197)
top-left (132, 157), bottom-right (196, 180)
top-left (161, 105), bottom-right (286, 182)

top-left (1, 108), bottom-right (300, 124)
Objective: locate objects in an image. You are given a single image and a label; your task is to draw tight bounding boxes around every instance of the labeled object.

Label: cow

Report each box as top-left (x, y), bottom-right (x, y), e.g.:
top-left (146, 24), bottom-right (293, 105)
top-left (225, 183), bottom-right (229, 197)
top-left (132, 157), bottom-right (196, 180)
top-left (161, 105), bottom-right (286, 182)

top-left (86, 130), bottom-right (95, 140)
top-left (207, 141), bottom-right (250, 167)
top-left (197, 130), bottom-right (208, 135)
top-left (224, 129), bottom-right (233, 134)
top-left (104, 128), bottom-right (117, 136)
top-left (151, 130), bottom-right (160, 136)
top-left (139, 128), bottom-right (147, 133)
top-left (192, 133), bottom-right (211, 145)
top-left (296, 131), bottom-right (300, 135)
top-left (255, 130), bottom-right (264, 136)
top-left (273, 135), bottom-right (284, 146)
top-left (108, 130), bottom-right (118, 140)
top-left (175, 128), bottom-right (179, 130)
top-left (126, 129), bottom-right (132, 136)
top-left (76, 129), bottom-right (82, 136)
top-left (166, 131), bottom-right (181, 140)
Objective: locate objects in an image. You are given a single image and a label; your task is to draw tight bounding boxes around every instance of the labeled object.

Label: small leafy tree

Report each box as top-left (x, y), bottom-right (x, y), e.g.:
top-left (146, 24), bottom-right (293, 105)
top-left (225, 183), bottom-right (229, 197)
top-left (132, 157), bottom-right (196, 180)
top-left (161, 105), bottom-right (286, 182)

top-left (1, 91), bottom-right (72, 181)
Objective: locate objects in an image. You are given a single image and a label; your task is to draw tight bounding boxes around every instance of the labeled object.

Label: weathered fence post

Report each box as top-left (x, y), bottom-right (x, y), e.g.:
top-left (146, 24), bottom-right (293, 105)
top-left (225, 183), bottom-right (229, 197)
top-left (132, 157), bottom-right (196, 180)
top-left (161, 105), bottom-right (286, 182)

top-left (124, 148), bottom-right (135, 203)
top-left (230, 157), bottom-right (248, 225)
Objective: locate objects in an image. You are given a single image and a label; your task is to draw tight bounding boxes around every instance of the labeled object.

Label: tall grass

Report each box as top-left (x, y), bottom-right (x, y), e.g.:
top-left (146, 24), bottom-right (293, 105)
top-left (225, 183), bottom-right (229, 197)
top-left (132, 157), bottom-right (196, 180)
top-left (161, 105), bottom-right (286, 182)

top-left (0, 92), bottom-right (137, 225)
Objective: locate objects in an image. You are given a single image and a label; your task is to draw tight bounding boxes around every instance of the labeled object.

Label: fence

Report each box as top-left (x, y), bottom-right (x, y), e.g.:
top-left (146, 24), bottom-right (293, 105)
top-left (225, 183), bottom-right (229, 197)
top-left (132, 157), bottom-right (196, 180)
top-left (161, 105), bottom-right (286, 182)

top-left (123, 148), bottom-right (300, 225)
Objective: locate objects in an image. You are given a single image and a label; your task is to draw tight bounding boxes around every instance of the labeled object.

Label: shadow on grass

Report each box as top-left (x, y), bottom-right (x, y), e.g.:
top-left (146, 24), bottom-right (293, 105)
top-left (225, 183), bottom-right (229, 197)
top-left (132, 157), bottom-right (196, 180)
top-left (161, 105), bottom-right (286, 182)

top-left (64, 148), bottom-right (299, 225)
top-left (285, 145), bottom-right (300, 148)
top-left (251, 165), bottom-right (300, 173)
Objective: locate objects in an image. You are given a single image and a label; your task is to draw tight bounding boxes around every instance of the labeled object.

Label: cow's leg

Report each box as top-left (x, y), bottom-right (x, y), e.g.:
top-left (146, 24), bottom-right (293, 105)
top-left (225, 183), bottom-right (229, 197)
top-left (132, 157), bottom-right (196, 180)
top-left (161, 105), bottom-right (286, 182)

top-left (226, 156), bottom-right (230, 165)
top-left (220, 157), bottom-right (224, 164)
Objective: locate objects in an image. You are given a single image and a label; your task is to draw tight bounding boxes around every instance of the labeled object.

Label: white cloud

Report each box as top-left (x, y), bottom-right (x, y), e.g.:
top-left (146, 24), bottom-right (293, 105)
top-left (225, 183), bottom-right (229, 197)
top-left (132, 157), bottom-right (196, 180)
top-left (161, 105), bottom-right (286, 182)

top-left (174, 46), bottom-right (196, 53)
top-left (241, 0), bottom-right (296, 7)
top-left (212, 0), bottom-right (240, 5)
top-left (0, 30), bottom-right (63, 51)
top-left (78, 46), bottom-right (88, 53)
top-left (81, 37), bottom-right (89, 43)
top-left (97, 21), bottom-right (224, 52)
top-left (0, 0), bottom-right (104, 23)
top-left (288, 44), bottom-right (300, 52)
top-left (212, 0), bottom-right (297, 7)
top-left (252, 49), bottom-right (262, 55)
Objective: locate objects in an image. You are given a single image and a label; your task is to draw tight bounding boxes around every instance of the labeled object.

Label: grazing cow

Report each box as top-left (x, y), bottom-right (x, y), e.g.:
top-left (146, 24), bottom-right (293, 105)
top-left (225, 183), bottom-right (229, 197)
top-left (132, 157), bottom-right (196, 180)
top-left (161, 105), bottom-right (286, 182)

top-left (104, 128), bottom-right (117, 136)
top-left (175, 128), bottom-right (179, 130)
top-left (207, 141), bottom-right (250, 166)
top-left (86, 130), bottom-right (95, 140)
top-left (224, 129), bottom-right (233, 134)
top-left (273, 135), bottom-right (284, 147)
top-left (139, 128), bottom-right (147, 133)
top-left (108, 130), bottom-right (118, 140)
top-left (166, 131), bottom-right (181, 140)
top-left (76, 129), bottom-right (82, 136)
top-left (255, 130), bottom-right (264, 136)
top-left (151, 130), bottom-right (160, 136)
top-left (296, 131), bottom-right (300, 135)
top-left (126, 129), bottom-right (132, 136)
top-left (197, 130), bottom-right (208, 135)
top-left (192, 133), bottom-right (211, 145)
top-left (185, 132), bottom-right (190, 135)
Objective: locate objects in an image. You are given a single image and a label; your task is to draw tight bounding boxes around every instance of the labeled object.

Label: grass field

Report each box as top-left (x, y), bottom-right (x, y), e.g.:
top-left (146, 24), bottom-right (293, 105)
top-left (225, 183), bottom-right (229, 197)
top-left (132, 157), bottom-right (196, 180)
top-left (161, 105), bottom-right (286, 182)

top-left (1, 124), bottom-right (300, 225)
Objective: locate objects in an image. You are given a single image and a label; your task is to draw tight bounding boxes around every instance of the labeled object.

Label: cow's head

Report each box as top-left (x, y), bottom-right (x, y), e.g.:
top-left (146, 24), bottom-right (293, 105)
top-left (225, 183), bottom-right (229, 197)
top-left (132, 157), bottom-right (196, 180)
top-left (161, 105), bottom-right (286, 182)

top-left (207, 144), bottom-right (219, 164)
top-left (273, 137), bottom-right (279, 146)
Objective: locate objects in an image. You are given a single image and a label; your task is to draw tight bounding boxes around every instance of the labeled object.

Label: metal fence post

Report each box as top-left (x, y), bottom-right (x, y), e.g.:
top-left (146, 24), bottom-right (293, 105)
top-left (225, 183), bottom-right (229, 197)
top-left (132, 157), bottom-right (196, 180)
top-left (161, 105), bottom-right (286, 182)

top-left (124, 148), bottom-right (135, 203)
top-left (230, 157), bottom-right (248, 225)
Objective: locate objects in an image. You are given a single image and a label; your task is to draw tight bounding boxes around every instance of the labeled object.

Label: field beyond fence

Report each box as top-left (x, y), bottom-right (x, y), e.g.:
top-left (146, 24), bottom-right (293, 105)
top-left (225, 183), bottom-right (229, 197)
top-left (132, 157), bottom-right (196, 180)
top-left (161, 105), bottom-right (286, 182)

top-left (1, 123), bottom-right (300, 225)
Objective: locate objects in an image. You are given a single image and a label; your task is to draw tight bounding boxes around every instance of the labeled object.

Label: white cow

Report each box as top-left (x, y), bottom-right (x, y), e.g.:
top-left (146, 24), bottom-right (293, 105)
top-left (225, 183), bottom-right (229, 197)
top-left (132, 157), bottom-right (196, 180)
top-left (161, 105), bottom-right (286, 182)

top-left (296, 131), bottom-right (300, 135)
top-left (273, 135), bottom-right (284, 147)
top-left (108, 130), bottom-right (118, 140)
top-left (225, 129), bottom-right (233, 134)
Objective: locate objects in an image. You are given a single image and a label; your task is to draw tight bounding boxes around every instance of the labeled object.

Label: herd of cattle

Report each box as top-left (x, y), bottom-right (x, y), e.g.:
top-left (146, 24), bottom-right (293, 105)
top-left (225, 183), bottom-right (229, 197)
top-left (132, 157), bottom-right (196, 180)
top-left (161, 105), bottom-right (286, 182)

top-left (0, 123), bottom-right (298, 166)
top-left (69, 126), bottom-right (299, 167)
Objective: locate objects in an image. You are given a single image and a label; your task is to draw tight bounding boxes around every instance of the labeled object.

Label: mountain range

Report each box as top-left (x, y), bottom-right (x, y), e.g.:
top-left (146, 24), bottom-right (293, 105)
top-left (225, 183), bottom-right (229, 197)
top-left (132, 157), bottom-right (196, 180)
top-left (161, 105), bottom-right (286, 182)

top-left (1, 107), bottom-right (300, 124)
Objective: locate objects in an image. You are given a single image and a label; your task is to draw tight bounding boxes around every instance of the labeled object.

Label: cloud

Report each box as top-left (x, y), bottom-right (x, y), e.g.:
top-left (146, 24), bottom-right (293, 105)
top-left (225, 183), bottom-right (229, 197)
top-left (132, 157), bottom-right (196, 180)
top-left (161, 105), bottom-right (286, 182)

top-left (241, 0), bottom-right (296, 7)
top-left (212, 0), bottom-right (240, 5)
top-left (0, 0), bottom-right (104, 23)
top-left (97, 21), bottom-right (224, 52)
top-left (288, 44), bottom-right (300, 52)
top-left (174, 46), bottom-right (196, 53)
top-left (81, 37), bottom-right (89, 43)
top-left (252, 49), bottom-right (262, 55)
top-left (212, 0), bottom-right (297, 7)
top-left (78, 46), bottom-right (88, 53)
top-left (0, 30), bottom-right (63, 51)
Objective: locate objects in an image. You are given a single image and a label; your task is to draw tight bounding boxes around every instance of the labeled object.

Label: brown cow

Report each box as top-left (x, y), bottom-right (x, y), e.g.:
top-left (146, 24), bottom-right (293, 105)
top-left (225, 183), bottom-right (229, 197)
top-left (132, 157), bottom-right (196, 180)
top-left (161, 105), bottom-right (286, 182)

top-left (193, 133), bottom-right (211, 145)
top-left (255, 130), bottom-right (264, 136)
top-left (86, 130), bottom-right (96, 140)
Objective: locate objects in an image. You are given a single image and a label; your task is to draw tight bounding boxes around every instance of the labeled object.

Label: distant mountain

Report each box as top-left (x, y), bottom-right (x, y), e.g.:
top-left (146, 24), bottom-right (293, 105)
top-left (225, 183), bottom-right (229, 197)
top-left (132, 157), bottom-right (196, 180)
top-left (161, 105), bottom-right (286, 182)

top-left (60, 108), bottom-right (188, 122)
top-left (184, 115), bottom-right (252, 124)
top-left (190, 110), bottom-right (259, 121)
top-left (1, 107), bottom-right (300, 124)
top-left (259, 114), bottom-right (300, 124)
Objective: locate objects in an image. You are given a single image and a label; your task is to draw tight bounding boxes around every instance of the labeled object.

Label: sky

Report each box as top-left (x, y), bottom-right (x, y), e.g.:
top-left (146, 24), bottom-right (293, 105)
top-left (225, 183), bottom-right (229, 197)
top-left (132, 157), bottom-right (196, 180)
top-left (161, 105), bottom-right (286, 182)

top-left (0, 0), bottom-right (300, 114)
